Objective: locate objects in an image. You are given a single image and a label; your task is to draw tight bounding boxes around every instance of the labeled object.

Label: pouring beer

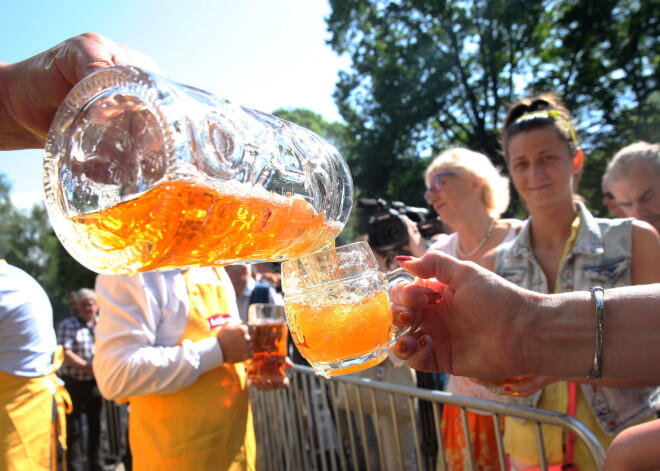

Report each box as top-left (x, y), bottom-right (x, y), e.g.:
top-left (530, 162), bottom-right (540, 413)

top-left (43, 66), bottom-right (353, 275)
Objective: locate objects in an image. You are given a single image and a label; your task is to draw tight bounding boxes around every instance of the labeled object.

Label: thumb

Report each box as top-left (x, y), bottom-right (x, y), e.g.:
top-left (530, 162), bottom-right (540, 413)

top-left (395, 251), bottom-right (473, 287)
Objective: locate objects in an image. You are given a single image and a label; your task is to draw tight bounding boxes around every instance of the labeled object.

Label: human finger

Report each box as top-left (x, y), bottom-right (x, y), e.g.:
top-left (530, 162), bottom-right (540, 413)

top-left (404, 334), bottom-right (437, 372)
top-left (503, 376), bottom-right (556, 397)
top-left (56, 33), bottom-right (160, 85)
top-left (390, 283), bottom-right (444, 307)
top-left (395, 251), bottom-right (475, 287)
top-left (251, 377), bottom-right (290, 391)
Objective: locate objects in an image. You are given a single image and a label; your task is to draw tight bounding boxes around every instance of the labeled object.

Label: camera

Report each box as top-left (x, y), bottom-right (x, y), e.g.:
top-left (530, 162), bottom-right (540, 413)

top-left (358, 198), bottom-right (445, 252)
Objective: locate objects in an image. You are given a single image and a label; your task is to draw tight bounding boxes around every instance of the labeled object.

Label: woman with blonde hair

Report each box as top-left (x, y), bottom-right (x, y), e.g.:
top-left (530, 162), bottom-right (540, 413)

top-left (495, 93), bottom-right (660, 470)
top-left (419, 147), bottom-right (522, 470)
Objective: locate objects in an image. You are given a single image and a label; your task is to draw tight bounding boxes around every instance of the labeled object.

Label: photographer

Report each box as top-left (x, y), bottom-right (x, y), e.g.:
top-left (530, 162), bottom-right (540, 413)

top-left (359, 198), bottom-right (445, 260)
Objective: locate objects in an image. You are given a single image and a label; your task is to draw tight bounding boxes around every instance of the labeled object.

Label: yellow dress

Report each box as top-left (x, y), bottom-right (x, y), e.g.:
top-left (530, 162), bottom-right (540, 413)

top-left (0, 258), bottom-right (70, 471)
top-left (126, 268), bottom-right (256, 470)
top-left (0, 347), bottom-right (71, 471)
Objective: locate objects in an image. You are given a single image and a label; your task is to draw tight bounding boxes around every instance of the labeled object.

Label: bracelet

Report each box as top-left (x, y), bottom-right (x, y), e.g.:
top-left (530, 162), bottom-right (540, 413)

top-left (587, 286), bottom-right (605, 380)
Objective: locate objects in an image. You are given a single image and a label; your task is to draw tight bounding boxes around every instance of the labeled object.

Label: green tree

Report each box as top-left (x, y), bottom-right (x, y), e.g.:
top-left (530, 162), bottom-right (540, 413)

top-left (0, 174), bottom-right (96, 322)
top-left (327, 0), bottom-right (659, 216)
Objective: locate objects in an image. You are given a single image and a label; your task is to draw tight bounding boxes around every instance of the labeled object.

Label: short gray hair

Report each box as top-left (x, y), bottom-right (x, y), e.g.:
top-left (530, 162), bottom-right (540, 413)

top-left (606, 141), bottom-right (660, 182)
top-left (76, 288), bottom-right (96, 302)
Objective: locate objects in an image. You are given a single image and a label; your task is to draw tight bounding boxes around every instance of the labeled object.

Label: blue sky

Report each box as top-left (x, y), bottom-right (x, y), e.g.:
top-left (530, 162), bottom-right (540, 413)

top-left (1, 0), bottom-right (350, 208)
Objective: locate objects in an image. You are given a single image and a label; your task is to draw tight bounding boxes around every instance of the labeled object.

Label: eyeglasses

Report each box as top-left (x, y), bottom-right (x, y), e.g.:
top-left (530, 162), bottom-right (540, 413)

top-left (424, 172), bottom-right (457, 202)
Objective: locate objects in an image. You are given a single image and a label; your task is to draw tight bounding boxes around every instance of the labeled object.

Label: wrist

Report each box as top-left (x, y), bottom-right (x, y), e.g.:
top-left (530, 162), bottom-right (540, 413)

top-left (517, 290), bottom-right (548, 375)
top-left (527, 291), bottom-right (595, 377)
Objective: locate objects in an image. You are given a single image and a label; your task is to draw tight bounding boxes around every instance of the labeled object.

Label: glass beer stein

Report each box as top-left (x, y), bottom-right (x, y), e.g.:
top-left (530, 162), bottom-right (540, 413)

top-left (247, 303), bottom-right (288, 382)
top-left (281, 241), bottom-right (413, 378)
top-left (43, 66), bottom-right (353, 275)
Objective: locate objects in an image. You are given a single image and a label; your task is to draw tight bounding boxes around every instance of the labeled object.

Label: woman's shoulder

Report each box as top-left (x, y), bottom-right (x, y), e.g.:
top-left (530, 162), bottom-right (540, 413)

top-left (630, 219), bottom-right (660, 251)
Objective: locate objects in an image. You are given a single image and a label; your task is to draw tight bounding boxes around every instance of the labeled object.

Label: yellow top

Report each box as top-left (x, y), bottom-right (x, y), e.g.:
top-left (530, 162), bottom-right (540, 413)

top-left (504, 213), bottom-right (613, 470)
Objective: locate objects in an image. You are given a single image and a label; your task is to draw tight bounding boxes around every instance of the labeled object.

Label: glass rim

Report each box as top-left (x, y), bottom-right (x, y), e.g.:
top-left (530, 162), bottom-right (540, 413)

top-left (281, 240), bottom-right (371, 270)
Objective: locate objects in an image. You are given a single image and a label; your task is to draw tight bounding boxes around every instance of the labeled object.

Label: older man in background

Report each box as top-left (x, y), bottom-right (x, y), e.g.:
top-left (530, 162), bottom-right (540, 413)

top-left (605, 141), bottom-right (660, 233)
top-left (225, 264), bottom-right (283, 323)
top-left (57, 288), bottom-right (104, 471)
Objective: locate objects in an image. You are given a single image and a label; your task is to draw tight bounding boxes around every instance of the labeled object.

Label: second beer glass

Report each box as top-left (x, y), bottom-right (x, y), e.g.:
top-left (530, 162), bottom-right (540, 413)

top-left (247, 304), bottom-right (288, 382)
top-left (281, 241), bottom-right (413, 378)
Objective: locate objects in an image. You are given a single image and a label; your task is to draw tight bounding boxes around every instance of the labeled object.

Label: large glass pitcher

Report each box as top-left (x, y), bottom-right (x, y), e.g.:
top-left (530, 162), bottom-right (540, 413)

top-left (43, 66), bottom-right (353, 275)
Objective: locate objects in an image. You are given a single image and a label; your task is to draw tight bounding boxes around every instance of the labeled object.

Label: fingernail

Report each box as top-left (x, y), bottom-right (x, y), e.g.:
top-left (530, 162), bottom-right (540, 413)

top-left (397, 341), bottom-right (407, 354)
top-left (418, 335), bottom-right (427, 348)
top-left (418, 292), bottom-right (443, 305)
top-left (394, 255), bottom-right (414, 262)
top-left (400, 312), bottom-right (412, 324)
top-left (503, 386), bottom-right (511, 392)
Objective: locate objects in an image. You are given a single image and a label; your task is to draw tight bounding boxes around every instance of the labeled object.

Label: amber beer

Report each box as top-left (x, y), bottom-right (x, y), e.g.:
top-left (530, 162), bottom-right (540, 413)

top-left (248, 322), bottom-right (288, 380)
top-left (282, 241), bottom-right (413, 378)
top-left (70, 180), bottom-right (342, 274)
top-left (247, 304), bottom-right (288, 381)
top-left (286, 289), bottom-right (394, 376)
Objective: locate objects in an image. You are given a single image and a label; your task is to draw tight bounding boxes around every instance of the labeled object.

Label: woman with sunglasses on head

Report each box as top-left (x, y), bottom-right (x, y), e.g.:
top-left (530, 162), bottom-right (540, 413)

top-left (494, 93), bottom-right (660, 470)
top-left (421, 147), bottom-right (523, 470)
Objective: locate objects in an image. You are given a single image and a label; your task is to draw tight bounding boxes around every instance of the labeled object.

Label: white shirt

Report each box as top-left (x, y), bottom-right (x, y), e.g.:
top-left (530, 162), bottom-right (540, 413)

top-left (0, 262), bottom-right (56, 377)
top-left (94, 267), bottom-right (239, 400)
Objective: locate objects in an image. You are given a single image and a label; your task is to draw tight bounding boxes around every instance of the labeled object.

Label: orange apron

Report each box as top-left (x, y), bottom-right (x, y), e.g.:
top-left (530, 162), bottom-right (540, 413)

top-left (0, 346), bottom-right (72, 471)
top-left (127, 268), bottom-right (255, 470)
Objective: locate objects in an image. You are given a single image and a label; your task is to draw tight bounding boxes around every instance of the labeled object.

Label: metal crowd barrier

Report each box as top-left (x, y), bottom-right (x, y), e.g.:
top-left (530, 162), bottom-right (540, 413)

top-left (249, 365), bottom-right (606, 471)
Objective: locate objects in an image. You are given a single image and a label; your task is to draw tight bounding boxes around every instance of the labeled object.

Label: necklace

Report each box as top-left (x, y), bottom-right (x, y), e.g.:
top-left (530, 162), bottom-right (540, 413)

top-left (456, 219), bottom-right (496, 259)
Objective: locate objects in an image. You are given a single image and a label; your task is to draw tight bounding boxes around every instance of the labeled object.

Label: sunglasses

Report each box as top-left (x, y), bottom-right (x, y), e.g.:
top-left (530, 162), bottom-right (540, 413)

top-left (424, 172), bottom-right (457, 203)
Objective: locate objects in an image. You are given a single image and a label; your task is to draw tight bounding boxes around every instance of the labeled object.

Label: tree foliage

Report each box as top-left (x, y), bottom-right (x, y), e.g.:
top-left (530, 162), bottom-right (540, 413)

top-left (0, 175), bottom-right (96, 322)
top-left (327, 0), bottom-right (659, 215)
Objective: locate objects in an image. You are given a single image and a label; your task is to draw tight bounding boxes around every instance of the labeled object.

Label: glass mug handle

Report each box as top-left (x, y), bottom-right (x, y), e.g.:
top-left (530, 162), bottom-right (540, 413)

top-left (386, 268), bottom-right (416, 342)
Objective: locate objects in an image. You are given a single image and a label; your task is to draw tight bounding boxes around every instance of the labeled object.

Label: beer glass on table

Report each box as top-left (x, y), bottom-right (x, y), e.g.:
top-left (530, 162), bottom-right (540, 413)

top-left (281, 241), bottom-right (413, 378)
top-left (43, 66), bottom-right (353, 275)
top-left (247, 304), bottom-right (288, 382)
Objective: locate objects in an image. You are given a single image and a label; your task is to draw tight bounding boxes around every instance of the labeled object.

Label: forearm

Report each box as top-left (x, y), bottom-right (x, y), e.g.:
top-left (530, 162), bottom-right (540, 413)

top-left (526, 285), bottom-right (660, 381)
top-left (94, 336), bottom-right (222, 399)
top-left (63, 349), bottom-right (93, 374)
top-left (602, 420), bottom-right (660, 471)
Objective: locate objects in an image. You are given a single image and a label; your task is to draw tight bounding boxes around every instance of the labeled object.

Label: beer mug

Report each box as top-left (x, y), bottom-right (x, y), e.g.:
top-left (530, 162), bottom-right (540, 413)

top-left (247, 304), bottom-right (288, 382)
top-left (43, 66), bottom-right (353, 275)
top-left (281, 241), bottom-right (413, 378)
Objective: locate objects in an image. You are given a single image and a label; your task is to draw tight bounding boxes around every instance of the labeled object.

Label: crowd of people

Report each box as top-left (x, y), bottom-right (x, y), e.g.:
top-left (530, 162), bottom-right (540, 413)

top-left (2, 32), bottom-right (660, 471)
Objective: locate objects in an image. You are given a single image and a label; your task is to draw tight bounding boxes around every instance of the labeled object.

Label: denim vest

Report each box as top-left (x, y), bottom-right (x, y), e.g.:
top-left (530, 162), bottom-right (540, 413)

top-left (495, 201), bottom-right (659, 435)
